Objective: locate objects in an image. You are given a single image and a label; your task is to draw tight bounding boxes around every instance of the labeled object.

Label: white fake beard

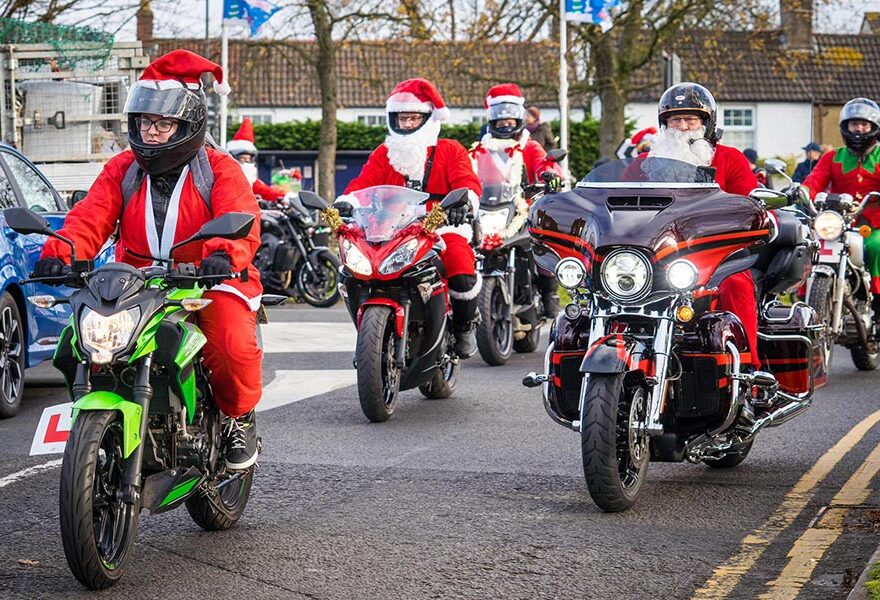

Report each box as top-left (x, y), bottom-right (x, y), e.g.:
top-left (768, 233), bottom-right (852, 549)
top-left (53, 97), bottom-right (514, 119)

top-left (385, 118), bottom-right (441, 181)
top-left (239, 162), bottom-right (258, 185)
top-left (480, 129), bottom-right (529, 151)
top-left (649, 126), bottom-right (715, 167)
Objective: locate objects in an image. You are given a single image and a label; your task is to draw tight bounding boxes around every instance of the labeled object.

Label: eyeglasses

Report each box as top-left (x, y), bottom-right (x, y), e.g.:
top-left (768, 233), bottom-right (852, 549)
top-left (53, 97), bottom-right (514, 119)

top-left (135, 116), bottom-right (178, 133)
top-left (666, 116), bottom-right (703, 126)
top-left (397, 114), bottom-right (426, 125)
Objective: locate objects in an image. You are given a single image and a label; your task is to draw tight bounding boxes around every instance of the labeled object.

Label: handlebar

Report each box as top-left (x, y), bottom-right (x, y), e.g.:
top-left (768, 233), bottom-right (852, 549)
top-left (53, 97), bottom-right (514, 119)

top-left (27, 263), bottom-right (244, 289)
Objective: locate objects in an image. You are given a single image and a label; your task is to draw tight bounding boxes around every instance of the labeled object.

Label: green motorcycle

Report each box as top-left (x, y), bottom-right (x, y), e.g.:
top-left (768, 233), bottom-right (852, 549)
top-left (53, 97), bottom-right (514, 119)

top-left (4, 207), bottom-right (280, 590)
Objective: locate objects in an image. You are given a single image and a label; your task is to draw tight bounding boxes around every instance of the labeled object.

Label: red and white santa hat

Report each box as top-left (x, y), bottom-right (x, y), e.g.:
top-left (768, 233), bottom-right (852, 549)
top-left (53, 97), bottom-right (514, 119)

top-left (632, 127), bottom-right (658, 146)
top-left (484, 83), bottom-right (525, 108)
top-left (386, 78), bottom-right (450, 122)
top-left (137, 49), bottom-right (231, 96)
top-left (227, 117), bottom-right (257, 156)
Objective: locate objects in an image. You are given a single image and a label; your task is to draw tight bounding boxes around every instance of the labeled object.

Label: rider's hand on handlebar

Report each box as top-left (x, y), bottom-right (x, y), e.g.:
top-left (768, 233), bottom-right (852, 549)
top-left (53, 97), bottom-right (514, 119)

top-left (445, 203), bottom-right (472, 227)
top-left (33, 257), bottom-right (66, 282)
top-left (332, 199), bottom-right (354, 218)
top-left (198, 252), bottom-right (232, 278)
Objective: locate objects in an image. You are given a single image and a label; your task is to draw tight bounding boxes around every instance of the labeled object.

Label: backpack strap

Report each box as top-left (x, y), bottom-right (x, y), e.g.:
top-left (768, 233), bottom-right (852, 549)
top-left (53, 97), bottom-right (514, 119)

top-left (121, 159), bottom-right (144, 211)
top-left (120, 146), bottom-right (214, 214)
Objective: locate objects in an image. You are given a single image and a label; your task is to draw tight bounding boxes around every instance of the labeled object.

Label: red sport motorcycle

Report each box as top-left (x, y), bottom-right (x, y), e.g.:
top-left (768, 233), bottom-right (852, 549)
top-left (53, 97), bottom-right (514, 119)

top-left (523, 157), bottom-right (825, 512)
top-left (299, 186), bottom-right (469, 422)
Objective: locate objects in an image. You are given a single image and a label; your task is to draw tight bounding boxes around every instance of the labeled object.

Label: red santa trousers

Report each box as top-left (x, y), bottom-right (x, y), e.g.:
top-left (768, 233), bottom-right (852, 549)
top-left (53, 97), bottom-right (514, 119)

top-left (439, 232), bottom-right (477, 278)
top-left (196, 291), bottom-right (263, 418)
top-left (718, 270), bottom-right (760, 368)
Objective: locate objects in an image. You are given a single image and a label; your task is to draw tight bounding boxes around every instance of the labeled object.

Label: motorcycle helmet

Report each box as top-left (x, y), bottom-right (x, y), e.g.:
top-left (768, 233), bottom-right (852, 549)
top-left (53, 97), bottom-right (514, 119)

top-left (387, 111), bottom-right (431, 135)
top-left (657, 82), bottom-right (719, 144)
top-left (839, 98), bottom-right (880, 155)
top-left (487, 102), bottom-right (526, 139)
top-left (385, 78), bottom-right (450, 136)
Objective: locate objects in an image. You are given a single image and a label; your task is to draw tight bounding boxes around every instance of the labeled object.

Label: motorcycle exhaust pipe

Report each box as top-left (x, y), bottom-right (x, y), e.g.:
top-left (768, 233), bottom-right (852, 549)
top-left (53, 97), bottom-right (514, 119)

top-left (749, 392), bottom-right (812, 435)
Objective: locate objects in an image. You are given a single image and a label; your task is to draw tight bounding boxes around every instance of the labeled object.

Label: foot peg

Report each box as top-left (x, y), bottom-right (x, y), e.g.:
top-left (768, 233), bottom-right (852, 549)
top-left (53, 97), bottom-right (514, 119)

top-left (522, 372), bottom-right (548, 388)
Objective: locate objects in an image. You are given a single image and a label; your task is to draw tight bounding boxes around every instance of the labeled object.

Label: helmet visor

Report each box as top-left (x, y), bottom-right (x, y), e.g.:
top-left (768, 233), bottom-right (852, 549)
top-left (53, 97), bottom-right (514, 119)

top-left (488, 102), bottom-right (525, 122)
top-left (841, 100), bottom-right (880, 127)
top-left (124, 82), bottom-right (203, 121)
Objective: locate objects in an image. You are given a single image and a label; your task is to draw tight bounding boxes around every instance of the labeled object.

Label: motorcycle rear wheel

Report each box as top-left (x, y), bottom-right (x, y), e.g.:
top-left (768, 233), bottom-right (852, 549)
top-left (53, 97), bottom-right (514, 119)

top-left (580, 374), bottom-right (649, 512)
top-left (476, 276), bottom-right (513, 365)
top-left (419, 352), bottom-right (459, 399)
top-left (186, 467), bottom-right (254, 531)
top-left (295, 250), bottom-right (341, 308)
top-left (59, 411), bottom-right (139, 590)
top-left (851, 343), bottom-right (879, 371)
top-left (356, 306), bottom-right (400, 422)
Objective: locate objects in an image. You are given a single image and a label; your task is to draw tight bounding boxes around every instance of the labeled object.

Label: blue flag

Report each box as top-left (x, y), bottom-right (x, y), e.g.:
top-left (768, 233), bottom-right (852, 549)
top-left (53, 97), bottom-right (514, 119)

top-left (223, 0), bottom-right (281, 36)
top-left (565, 0), bottom-right (619, 31)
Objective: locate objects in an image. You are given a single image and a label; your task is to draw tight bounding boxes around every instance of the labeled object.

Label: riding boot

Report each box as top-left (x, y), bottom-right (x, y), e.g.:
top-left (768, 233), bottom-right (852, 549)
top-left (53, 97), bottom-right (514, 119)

top-left (536, 273), bottom-right (560, 319)
top-left (872, 297), bottom-right (880, 332)
top-left (448, 274), bottom-right (481, 358)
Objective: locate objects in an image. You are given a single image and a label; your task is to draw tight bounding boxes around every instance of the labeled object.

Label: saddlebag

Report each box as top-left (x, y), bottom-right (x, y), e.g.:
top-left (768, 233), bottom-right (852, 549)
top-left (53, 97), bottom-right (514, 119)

top-left (758, 302), bottom-right (825, 394)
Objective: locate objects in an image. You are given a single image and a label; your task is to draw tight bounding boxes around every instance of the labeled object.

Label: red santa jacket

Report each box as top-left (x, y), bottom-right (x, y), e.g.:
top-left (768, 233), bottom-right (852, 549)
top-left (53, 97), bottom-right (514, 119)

top-left (711, 144), bottom-right (759, 196)
top-left (803, 145), bottom-right (880, 227)
top-left (41, 148), bottom-right (263, 309)
top-left (253, 178), bottom-right (286, 201)
top-left (469, 136), bottom-right (563, 185)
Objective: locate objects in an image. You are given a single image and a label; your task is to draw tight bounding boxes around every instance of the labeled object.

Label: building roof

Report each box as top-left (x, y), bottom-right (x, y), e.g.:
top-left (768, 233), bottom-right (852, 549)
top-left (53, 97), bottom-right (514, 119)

top-left (148, 38), bottom-right (567, 110)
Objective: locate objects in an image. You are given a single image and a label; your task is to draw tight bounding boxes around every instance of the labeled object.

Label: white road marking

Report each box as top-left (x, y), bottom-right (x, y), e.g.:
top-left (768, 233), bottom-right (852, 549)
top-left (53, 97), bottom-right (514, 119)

top-left (257, 369), bottom-right (357, 412)
top-left (262, 322), bottom-right (356, 354)
top-left (0, 459), bottom-right (62, 489)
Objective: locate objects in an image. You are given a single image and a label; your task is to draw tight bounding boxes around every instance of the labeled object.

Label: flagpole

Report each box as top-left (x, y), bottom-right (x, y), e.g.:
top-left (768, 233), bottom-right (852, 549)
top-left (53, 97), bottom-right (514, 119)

top-left (559, 0), bottom-right (569, 170)
top-left (220, 19), bottom-right (229, 146)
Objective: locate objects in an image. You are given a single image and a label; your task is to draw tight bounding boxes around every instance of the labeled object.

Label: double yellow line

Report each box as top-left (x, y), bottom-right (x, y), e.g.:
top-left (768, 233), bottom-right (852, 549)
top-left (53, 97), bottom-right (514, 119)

top-left (692, 409), bottom-right (880, 599)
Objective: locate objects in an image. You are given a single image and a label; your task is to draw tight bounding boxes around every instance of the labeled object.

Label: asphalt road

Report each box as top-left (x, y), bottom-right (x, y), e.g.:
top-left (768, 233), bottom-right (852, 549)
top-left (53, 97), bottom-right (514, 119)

top-left (2, 303), bottom-right (880, 599)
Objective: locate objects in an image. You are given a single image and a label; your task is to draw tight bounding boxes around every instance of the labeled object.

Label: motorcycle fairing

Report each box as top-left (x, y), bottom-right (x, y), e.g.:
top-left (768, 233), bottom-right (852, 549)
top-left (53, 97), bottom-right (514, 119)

top-left (579, 333), bottom-right (649, 375)
top-left (357, 298), bottom-right (406, 338)
top-left (342, 227), bottom-right (438, 282)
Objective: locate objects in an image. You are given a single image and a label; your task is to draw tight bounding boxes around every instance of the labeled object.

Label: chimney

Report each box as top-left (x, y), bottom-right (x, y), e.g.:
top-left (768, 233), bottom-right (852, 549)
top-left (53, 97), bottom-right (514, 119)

top-left (136, 0), bottom-right (153, 42)
top-left (780, 0), bottom-right (813, 52)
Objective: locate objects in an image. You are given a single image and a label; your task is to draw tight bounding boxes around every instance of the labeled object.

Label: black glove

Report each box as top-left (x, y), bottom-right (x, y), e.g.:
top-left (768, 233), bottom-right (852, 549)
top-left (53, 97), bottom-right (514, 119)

top-left (332, 200), bottom-right (354, 218)
top-left (198, 252), bottom-right (232, 278)
top-left (33, 257), bottom-right (65, 279)
top-left (445, 203), bottom-right (471, 227)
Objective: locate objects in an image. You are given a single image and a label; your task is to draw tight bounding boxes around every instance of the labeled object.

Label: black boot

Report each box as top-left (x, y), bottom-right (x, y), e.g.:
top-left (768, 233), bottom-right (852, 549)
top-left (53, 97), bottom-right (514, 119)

top-left (449, 274), bottom-right (480, 359)
top-left (536, 274), bottom-right (560, 319)
top-left (223, 410), bottom-right (259, 471)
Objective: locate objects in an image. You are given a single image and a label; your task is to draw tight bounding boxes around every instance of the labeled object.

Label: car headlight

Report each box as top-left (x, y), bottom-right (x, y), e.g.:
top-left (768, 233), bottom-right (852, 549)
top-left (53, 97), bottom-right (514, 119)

top-left (813, 210), bottom-right (845, 241)
top-left (555, 257), bottom-right (586, 289)
top-left (666, 259), bottom-right (698, 291)
top-left (479, 208), bottom-right (510, 237)
top-left (80, 307), bottom-right (140, 364)
top-left (341, 238), bottom-right (372, 276)
top-left (601, 250), bottom-right (651, 301)
top-left (379, 239), bottom-right (419, 275)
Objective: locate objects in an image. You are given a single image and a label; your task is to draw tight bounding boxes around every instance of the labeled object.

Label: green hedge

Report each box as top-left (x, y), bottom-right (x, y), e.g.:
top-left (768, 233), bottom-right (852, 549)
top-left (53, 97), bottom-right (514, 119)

top-left (249, 117), bottom-right (604, 180)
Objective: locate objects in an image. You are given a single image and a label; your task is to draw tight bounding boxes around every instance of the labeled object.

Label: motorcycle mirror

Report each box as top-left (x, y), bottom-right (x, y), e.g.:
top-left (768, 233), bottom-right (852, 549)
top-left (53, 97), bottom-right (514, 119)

top-left (547, 149), bottom-right (567, 163)
top-left (763, 158), bottom-right (788, 175)
top-left (3, 207), bottom-right (52, 235)
top-left (749, 188), bottom-right (788, 209)
top-left (440, 188), bottom-right (469, 211)
top-left (299, 191), bottom-right (329, 211)
top-left (170, 212), bottom-right (255, 254)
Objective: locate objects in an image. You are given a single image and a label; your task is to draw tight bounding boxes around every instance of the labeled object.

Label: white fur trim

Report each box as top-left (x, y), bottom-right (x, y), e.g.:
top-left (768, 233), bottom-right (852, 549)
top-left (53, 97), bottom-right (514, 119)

top-left (214, 80), bottom-right (231, 96)
top-left (487, 95), bottom-right (524, 106)
top-left (211, 283), bottom-right (261, 311)
top-left (437, 223), bottom-right (473, 240)
top-left (226, 139), bottom-right (257, 155)
top-left (448, 272), bottom-right (482, 300)
top-left (432, 106), bottom-right (450, 122)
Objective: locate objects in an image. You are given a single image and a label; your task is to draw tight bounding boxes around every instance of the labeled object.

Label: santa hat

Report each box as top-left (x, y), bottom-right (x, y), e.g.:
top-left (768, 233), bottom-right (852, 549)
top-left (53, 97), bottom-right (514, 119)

top-left (138, 49), bottom-right (230, 96)
top-left (632, 127), bottom-right (658, 145)
top-left (484, 83), bottom-right (525, 108)
top-left (227, 117), bottom-right (258, 155)
top-left (386, 78), bottom-right (450, 122)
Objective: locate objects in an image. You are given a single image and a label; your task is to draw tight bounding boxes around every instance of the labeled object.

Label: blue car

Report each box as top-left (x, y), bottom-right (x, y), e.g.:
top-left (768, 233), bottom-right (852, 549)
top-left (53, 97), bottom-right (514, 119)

top-left (0, 142), bottom-right (113, 418)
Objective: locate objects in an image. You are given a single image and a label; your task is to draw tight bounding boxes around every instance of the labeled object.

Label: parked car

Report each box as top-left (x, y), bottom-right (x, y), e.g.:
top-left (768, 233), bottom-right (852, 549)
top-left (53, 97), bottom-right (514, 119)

top-left (0, 142), bottom-right (112, 418)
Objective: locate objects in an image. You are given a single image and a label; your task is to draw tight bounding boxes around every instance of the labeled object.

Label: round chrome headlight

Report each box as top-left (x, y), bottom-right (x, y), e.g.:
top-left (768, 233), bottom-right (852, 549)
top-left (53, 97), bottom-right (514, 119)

top-left (666, 259), bottom-right (699, 291)
top-left (813, 210), bottom-right (845, 241)
top-left (601, 250), bottom-right (651, 301)
top-left (555, 257), bottom-right (586, 289)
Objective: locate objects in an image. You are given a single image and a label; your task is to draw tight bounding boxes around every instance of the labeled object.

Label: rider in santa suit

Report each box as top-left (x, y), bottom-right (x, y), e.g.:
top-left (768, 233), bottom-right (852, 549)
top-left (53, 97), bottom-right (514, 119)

top-left (469, 83), bottom-right (564, 317)
top-left (35, 50), bottom-right (263, 471)
top-left (227, 117), bottom-right (287, 202)
top-left (336, 78), bottom-right (483, 357)
top-left (649, 82), bottom-right (762, 367)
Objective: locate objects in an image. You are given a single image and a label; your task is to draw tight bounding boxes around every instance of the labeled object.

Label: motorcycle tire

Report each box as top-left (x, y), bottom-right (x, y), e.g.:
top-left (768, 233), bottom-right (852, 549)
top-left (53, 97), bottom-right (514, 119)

top-left (851, 343), bottom-right (880, 371)
top-left (186, 467), bottom-right (255, 531)
top-left (805, 275), bottom-right (834, 369)
top-left (0, 291), bottom-right (24, 419)
top-left (419, 356), bottom-right (459, 399)
top-left (513, 326), bottom-right (541, 354)
top-left (702, 440), bottom-right (754, 469)
top-left (295, 250), bottom-right (341, 308)
top-left (356, 305), bottom-right (400, 422)
top-left (59, 410), bottom-right (139, 590)
top-left (476, 276), bottom-right (513, 366)
top-left (580, 374), bottom-right (649, 512)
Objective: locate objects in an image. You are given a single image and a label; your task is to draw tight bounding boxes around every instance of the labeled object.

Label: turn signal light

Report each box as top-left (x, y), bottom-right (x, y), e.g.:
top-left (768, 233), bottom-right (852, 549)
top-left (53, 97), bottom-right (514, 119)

top-left (676, 305), bottom-right (694, 322)
top-left (860, 225), bottom-right (872, 238)
top-left (180, 298), bottom-right (213, 312)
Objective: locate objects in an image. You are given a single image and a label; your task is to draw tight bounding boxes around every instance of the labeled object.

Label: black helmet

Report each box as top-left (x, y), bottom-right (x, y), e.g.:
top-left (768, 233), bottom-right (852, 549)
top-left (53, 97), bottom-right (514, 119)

top-left (839, 98), bottom-right (880, 155)
top-left (124, 81), bottom-right (207, 175)
top-left (487, 102), bottom-right (526, 139)
top-left (657, 82), bottom-right (719, 144)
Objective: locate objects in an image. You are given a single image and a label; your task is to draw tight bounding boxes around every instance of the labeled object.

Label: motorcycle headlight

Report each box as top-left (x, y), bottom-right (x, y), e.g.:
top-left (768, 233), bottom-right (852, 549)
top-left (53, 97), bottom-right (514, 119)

top-left (479, 208), bottom-right (511, 237)
top-left (80, 307), bottom-right (140, 364)
top-left (379, 239), bottom-right (420, 275)
top-left (601, 250), bottom-right (651, 301)
top-left (666, 259), bottom-right (699, 291)
top-left (555, 257), bottom-right (586, 289)
top-left (341, 238), bottom-right (372, 276)
top-left (813, 210), bottom-right (845, 241)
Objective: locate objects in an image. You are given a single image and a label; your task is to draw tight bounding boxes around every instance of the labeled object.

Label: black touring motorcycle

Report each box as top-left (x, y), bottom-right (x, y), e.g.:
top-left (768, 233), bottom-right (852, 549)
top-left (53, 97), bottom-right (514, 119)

top-left (523, 157), bottom-right (825, 512)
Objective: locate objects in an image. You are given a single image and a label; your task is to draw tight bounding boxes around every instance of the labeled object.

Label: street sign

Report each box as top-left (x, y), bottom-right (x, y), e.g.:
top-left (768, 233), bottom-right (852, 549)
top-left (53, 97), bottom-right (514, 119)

top-left (29, 402), bottom-right (72, 456)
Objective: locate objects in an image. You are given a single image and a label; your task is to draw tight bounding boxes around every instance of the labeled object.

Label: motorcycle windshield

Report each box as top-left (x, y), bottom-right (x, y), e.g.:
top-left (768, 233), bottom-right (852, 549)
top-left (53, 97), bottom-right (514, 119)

top-left (475, 149), bottom-right (521, 207)
top-left (347, 185), bottom-right (430, 242)
top-left (579, 157), bottom-right (719, 188)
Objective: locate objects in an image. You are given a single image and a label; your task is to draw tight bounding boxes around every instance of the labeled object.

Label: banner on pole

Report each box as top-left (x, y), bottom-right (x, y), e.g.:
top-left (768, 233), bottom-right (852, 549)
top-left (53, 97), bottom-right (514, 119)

top-left (223, 0), bottom-right (281, 36)
top-left (565, 0), bottom-right (619, 31)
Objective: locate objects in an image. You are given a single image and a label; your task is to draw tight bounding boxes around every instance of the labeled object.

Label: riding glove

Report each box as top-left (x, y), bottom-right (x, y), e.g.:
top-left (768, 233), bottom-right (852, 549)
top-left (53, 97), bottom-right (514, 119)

top-left (445, 203), bottom-right (471, 227)
top-left (33, 257), bottom-right (65, 279)
top-left (199, 252), bottom-right (232, 278)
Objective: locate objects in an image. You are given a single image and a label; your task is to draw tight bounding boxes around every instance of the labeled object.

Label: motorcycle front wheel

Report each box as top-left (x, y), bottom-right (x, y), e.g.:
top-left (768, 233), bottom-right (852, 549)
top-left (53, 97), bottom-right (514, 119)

top-left (59, 411), bottom-right (139, 590)
top-left (805, 274), bottom-right (834, 369)
top-left (580, 374), bottom-right (649, 512)
top-left (476, 276), bottom-right (513, 365)
top-left (295, 250), bottom-right (341, 308)
top-left (356, 305), bottom-right (400, 422)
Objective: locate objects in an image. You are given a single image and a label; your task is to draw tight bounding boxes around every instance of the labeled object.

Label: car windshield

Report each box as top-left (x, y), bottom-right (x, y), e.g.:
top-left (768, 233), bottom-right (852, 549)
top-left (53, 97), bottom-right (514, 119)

top-left (347, 185), bottom-right (429, 242)
top-left (578, 157), bottom-right (720, 187)
top-left (474, 148), bottom-right (521, 207)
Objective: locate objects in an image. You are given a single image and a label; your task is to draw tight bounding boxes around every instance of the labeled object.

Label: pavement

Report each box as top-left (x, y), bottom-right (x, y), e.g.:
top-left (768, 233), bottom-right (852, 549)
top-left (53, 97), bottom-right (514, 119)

top-left (3, 303), bottom-right (880, 598)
